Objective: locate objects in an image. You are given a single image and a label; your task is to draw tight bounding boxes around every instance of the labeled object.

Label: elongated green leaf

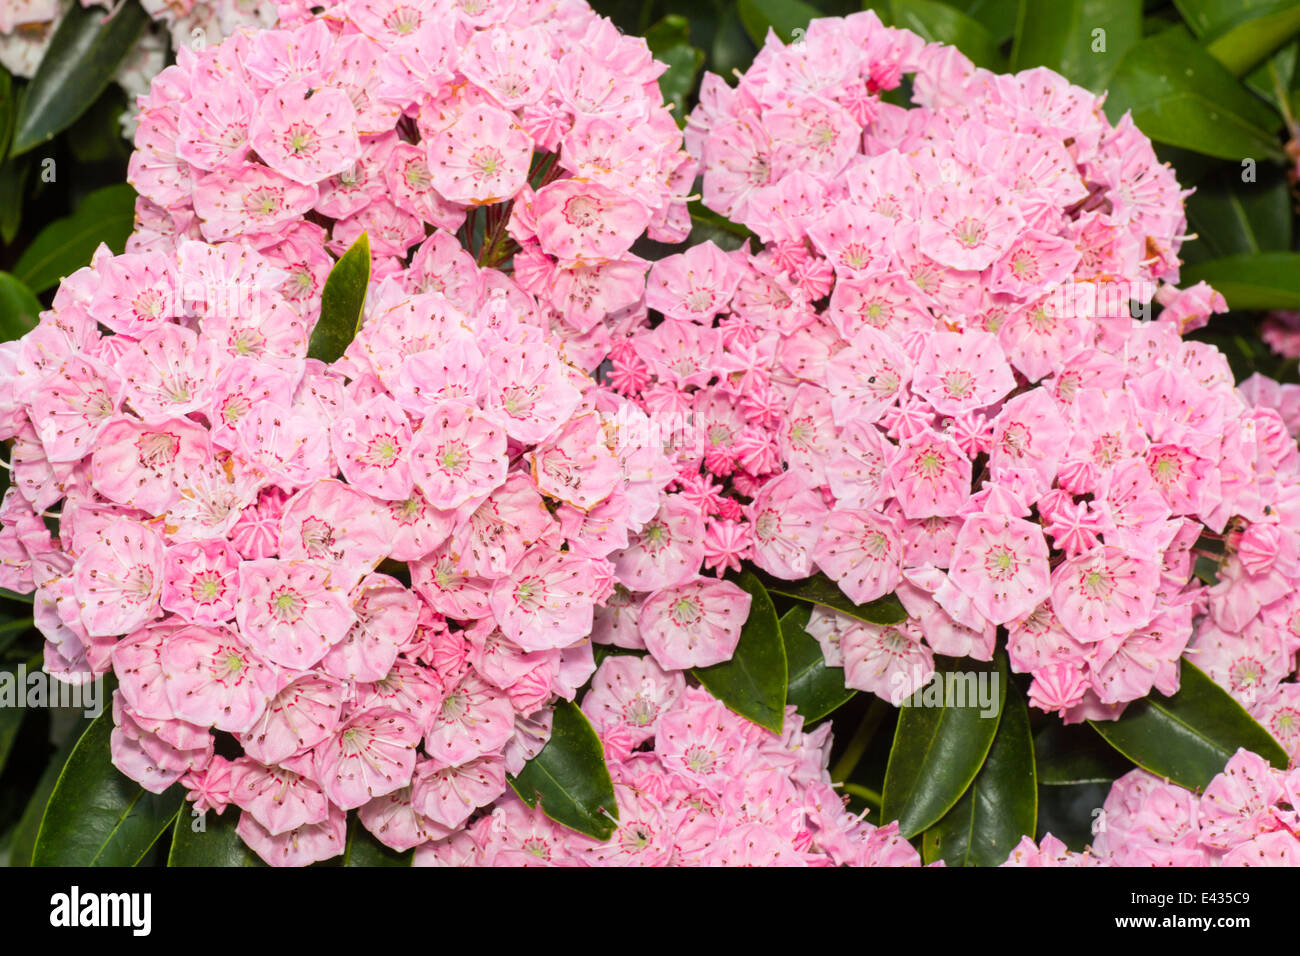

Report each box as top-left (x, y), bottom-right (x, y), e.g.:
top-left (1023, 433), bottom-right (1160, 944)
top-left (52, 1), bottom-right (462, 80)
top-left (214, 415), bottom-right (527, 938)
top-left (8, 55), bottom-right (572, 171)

top-left (509, 699), bottom-right (618, 840)
top-left (781, 603), bottom-right (855, 723)
top-left (0, 665), bottom-right (26, 779)
top-left (1090, 659), bottom-right (1288, 791)
top-left (0, 587), bottom-right (34, 604)
top-left (646, 16), bottom-right (705, 122)
top-left (167, 808), bottom-right (265, 867)
top-left (1181, 252), bottom-right (1300, 310)
top-left (307, 232), bottom-right (370, 364)
top-left (1010, 0), bottom-right (1141, 91)
top-left (892, 0), bottom-right (1005, 71)
top-left (711, 6), bottom-right (759, 78)
top-left (6, 711), bottom-right (90, 866)
top-left (1105, 27), bottom-right (1285, 161)
top-left (687, 200), bottom-right (754, 253)
top-left (12, 184), bottom-right (136, 294)
top-left (923, 679), bottom-right (1035, 866)
top-left (10, 0), bottom-right (149, 156)
top-left (950, 0), bottom-right (1019, 43)
top-left (0, 67), bottom-right (13, 160)
top-left (754, 570), bottom-right (908, 626)
top-left (1206, 4), bottom-right (1300, 76)
top-left (693, 568), bottom-right (787, 733)
top-left (881, 654), bottom-right (1006, 839)
top-left (33, 712), bottom-right (184, 866)
top-left (0, 154), bottom-right (31, 245)
top-left (1034, 721), bottom-right (1134, 785)
top-left (737, 0), bottom-right (820, 46)
top-left (342, 814), bottom-right (413, 866)
top-left (0, 272), bottom-right (41, 340)
top-left (1182, 167), bottom-right (1292, 265)
top-left (0, 616), bottom-right (33, 657)
top-left (1176, 0), bottom-right (1300, 42)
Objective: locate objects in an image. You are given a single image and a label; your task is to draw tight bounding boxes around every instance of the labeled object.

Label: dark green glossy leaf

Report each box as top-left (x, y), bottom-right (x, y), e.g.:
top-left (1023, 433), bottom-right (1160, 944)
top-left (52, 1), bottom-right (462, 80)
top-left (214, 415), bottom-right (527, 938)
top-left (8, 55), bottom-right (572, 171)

top-left (950, 0), bottom-right (1019, 43)
top-left (0, 587), bottom-right (34, 604)
top-left (508, 699), bottom-right (618, 840)
top-left (0, 272), bottom-right (41, 340)
top-left (167, 808), bottom-right (265, 867)
top-left (343, 814), bottom-right (413, 866)
top-left (0, 616), bottom-right (33, 656)
top-left (1010, 0), bottom-right (1141, 91)
top-left (881, 654), bottom-right (1006, 838)
top-left (711, 6), bottom-right (758, 78)
top-left (6, 710), bottom-right (90, 865)
top-left (1205, 4), bottom-right (1300, 76)
top-left (33, 712), bottom-right (184, 866)
top-left (687, 199), bottom-right (755, 252)
top-left (12, 183), bottom-right (136, 294)
top-left (737, 0), bottom-right (820, 46)
top-left (892, 0), bottom-right (1005, 71)
top-left (922, 678), bottom-right (1035, 866)
top-left (0, 154), bottom-right (31, 245)
top-left (307, 232), bottom-right (370, 364)
top-left (1105, 27), bottom-right (1285, 161)
top-left (1181, 252), bottom-right (1300, 310)
top-left (1182, 166), bottom-right (1292, 265)
top-left (693, 568), bottom-right (787, 733)
top-left (0, 664), bottom-right (26, 779)
top-left (1034, 721), bottom-right (1134, 785)
top-left (1174, 0), bottom-right (1294, 39)
top-left (67, 85), bottom-right (129, 164)
top-left (1090, 659), bottom-right (1288, 791)
top-left (0, 67), bottom-right (13, 160)
top-left (10, 0), bottom-right (149, 156)
top-left (781, 603), bottom-right (856, 723)
top-left (754, 569), bottom-right (908, 626)
top-left (647, 17), bottom-right (706, 122)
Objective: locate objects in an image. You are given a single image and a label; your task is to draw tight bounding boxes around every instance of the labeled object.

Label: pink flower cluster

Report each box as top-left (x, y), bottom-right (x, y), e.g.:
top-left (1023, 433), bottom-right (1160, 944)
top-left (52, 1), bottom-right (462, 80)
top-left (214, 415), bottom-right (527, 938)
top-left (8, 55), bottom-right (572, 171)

top-left (0, 236), bottom-right (677, 866)
top-left (1007, 748), bottom-right (1300, 866)
top-left (413, 654), bottom-right (921, 865)
top-left (126, 0), bottom-right (693, 353)
top-left (594, 11), bottom-right (1300, 721)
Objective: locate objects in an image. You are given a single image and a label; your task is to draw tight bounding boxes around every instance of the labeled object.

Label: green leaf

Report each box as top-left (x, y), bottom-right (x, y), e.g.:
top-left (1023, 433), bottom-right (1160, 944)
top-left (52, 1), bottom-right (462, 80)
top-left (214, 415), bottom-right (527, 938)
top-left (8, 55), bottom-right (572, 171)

top-left (711, 6), bottom-right (758, 79)
top-left (0, 272), bottom-right (41, 340)
top-left (1181, 252), bottom-right (1300, 310)
top-left (1009, 0), bottom-right (1141, 91)
top-left (1182, 166), bottom-right (1292, 265)
top-left (1174, 0), bottom-right (1293, 39)
top-left (1090, 659), bottom-right (1289, 791)
top-left (686, 199), bottom-right (755, 252)
top-left (0, 587), bottom-right (34, 604)
top-left (892, 0), bottom-right (1005, 71)
top-left (1205, 4), bottom-right (1300, 76)
top-left (780, 603), bottom-right (856, 723)
top-left (737, 0), bottom-right (820, 46)
top-left (1034, 721), bottom-right (1134, 785)
top-left (167, 808), bottom-right (266, 867)
top-left (9, 0), bottom-right (149, 157)
top-left (646, 16), bottom-right (706, 122)
top-left (67, 85), bottom-right (129, 164)
top-left (1104, 27), bottom-right (1285, 161)
top-left (32, 712), bottom-right (185, 866)
top-left (949, 0), bottom-right (1020, 43)
top-left (307, 232), bottom-right (370, 364)
top-left (0, 154), bottom-right (31, 245)
top-left (12, 183), bottom-right (136, 294)
top-left (881, 654), bottom-right (1007, 839)
top-left (508, 699), bottom-right (618, 840)
top-left (6, 712), bottom-right (89, 866)
top-left (693, 568), bottom-right (787, 733)
top-left (922, 679), bottom-right (1035, 866)
top-left (0, 67), bottom-right (14, 160)
top-left (0, 665), bottom-right (26, 779)
top-left (343, 814), bottom-right (413, 866)
top-left (754, 569), bottom-right (908, 626)
top-left (0, 616), bottom-right (33, 657)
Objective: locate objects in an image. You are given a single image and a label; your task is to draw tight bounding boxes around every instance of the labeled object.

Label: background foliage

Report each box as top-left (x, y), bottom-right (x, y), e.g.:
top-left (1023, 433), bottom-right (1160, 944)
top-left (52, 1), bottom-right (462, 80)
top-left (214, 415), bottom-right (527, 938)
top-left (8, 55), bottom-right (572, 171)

top-left (1, 0), bottom-right (1299, 865)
